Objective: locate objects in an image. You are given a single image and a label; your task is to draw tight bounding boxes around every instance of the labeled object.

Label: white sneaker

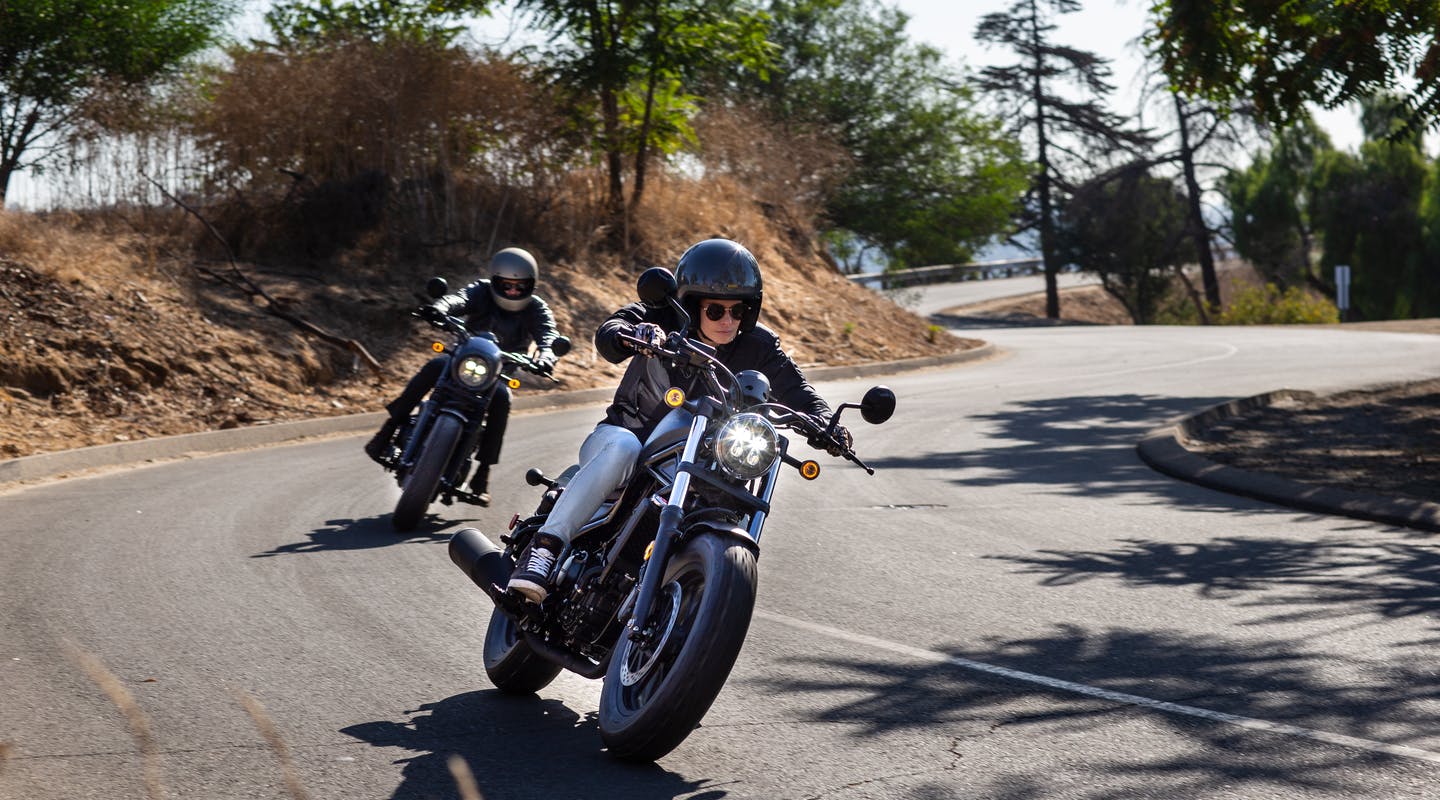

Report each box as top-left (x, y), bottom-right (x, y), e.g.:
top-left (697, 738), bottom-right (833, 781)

top-left (507, 535), bottom-right (561, 603)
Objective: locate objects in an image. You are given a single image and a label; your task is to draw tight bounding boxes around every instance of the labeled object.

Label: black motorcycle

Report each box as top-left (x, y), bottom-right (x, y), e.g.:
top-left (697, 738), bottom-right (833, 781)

top-left (380, 277), bottom-right (572, 532)
top-left (447, 267), bottom-right (895, 760)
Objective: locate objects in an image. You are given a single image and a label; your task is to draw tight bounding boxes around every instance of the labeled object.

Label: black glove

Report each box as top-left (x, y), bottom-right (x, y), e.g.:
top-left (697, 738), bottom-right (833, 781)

top-left (629, 322), bottom-right (664, 351)
top-left (805, 416), bottom-right (852, 457)
top-left (532, 350), bottom-right (556, 374)
top-left (420, 304), bottom-right (447, 324)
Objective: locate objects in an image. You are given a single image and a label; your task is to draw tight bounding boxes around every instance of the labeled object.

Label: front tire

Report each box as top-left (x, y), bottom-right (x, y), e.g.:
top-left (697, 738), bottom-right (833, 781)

top-left (483, 609), bottom-right (563, 694)
top-left (598, 532), bottom-right (757, 761)
top-left (393, 414), bottom-right (462, 531)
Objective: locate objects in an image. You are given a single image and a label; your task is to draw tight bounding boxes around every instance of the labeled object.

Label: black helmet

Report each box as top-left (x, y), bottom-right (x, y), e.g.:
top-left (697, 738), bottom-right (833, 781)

top-left (489, 247), bottom-right (538, 312)
top-left (674, 239), bottom-right (763, 332)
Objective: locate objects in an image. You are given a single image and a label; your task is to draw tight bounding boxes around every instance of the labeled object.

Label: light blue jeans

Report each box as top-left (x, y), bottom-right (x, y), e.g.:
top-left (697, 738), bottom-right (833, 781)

top-left (539, 409), bottom-right (692, 545)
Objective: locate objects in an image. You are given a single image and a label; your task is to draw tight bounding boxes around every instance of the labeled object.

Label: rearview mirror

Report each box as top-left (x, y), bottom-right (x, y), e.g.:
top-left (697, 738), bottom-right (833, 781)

top-left (549, 336), bottom-right (572, 357)
top-left (425, 277), bottom-right (449, 299)
top-left (637, 267), bottom-right (677, 307)
top-left (860, 385), bottom-right (896, 425)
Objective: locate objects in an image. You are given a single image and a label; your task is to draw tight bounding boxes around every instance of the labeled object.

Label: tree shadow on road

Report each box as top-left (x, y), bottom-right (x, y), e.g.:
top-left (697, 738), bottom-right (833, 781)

top-left (868, 392), bottom-right (1390, 526)
top-left (251, 513), bottom-right (472, 557)
top-left (749, 623), bottom-right (1440, 798)
top-left (992, 534), bottom-right (1440, 643)
top-left (341, 690), bottom-right (728, 800)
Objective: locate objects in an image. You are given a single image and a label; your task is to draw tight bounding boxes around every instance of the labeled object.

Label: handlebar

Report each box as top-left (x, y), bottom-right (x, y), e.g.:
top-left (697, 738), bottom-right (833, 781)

top-left (616, 329), bottom-right (872, 473)
top-left (412, 307), bottom-right (560, 383)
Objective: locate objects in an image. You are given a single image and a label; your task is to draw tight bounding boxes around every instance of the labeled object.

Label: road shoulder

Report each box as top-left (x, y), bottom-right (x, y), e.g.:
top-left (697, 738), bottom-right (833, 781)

top-left (1137, 390), bottom-right (1440, 533)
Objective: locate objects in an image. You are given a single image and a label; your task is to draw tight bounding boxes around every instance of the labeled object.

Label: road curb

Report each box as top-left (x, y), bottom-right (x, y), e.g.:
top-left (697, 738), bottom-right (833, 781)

top-left (0, 342), bottom-right (996, 486)
top-left (1136, 390), bottom-right (1440, 533)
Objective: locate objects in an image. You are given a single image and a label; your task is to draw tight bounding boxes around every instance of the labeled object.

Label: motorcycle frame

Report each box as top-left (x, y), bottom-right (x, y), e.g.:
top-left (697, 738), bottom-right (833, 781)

top-left (396, 351), bottom-right (503, 495)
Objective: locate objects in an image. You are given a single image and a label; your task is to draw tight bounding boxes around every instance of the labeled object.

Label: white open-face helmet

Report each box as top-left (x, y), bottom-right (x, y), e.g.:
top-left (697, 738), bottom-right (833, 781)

top-left (489, 247), bottom-right (538, 312)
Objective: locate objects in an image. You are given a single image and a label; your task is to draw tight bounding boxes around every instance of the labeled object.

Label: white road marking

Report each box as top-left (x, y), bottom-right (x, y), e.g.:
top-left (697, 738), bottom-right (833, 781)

top-left (755, 609), bottom-right (1440, 765)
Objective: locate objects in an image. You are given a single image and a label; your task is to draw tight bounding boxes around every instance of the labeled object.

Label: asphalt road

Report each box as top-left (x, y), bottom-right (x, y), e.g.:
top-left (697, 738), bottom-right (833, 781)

top-left (885, 271), bottom-right (1099, 316)
top-left (5, 312), bottom-right (1440, 798)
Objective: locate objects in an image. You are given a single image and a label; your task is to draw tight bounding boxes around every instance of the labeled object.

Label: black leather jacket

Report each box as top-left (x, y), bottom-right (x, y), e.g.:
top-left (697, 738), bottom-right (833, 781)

top-left (595, 302), bottom-right (831, 439)
top-left (433, 279), bottom-right (560, 355)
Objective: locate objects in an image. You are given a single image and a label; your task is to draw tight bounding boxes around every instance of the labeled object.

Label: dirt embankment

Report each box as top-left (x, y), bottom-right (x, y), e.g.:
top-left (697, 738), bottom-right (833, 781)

top-left (0, 214), bottom-right (969, 460)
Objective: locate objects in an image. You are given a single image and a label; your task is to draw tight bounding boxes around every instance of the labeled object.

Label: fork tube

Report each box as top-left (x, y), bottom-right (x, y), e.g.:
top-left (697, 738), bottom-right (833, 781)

top-left (625, 413), bottom-right (709, 640)
top-left (746, 457), bottom-right (784, 543)
top-left (400, 402), bottom-right (435, 465)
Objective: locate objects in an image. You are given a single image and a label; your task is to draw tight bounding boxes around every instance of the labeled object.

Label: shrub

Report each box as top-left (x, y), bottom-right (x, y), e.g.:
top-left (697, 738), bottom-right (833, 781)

top-left (1218, 283), bottom-right (1340, 324)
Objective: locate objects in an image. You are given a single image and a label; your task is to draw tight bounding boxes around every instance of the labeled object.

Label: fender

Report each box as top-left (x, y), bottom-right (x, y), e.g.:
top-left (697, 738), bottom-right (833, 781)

top-left (437, 406), bottom-right (473, 426)
top-left (679, 509), bottom-right (759, 555)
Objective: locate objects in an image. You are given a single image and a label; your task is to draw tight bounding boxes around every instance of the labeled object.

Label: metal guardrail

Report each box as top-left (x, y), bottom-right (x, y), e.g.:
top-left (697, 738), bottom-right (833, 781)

top-left (846, 257), bottom-right (1044, 289)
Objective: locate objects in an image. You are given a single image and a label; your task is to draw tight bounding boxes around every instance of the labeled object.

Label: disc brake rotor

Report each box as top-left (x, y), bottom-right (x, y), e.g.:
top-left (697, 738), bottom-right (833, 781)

top-left (619, 580), bottom-right (684, 687)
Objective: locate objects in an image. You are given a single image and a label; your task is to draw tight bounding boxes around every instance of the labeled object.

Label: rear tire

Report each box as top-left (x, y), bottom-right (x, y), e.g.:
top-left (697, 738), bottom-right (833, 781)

top-left (483, 609), bottom-right (563, 694)
top-left (598, 532), bottom-right (757, 761)
top-left (393, 414), bottom-right (462, 531)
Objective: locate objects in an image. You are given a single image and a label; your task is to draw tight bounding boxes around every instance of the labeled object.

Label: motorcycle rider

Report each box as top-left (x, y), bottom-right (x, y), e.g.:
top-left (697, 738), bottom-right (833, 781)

top-left (507, 238), bottom-right (852, 602)
top-left (365, 247), bottom-right (561, 506)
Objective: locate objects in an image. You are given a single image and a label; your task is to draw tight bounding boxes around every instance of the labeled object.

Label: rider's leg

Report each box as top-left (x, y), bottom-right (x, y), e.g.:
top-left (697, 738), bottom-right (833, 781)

top-left (366, 357), bottom-right (446, 462)
top-left (469, 385), bottom-right (511, 500)
top-left (508, 423), bottom-right (642, 601)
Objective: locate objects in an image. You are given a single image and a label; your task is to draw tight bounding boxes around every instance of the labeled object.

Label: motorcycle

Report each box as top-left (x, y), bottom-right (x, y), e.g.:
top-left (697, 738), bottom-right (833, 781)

top-left (447, 267), bottom-right (896, 760)
top-left (379, 276), bottom-right (572, 532)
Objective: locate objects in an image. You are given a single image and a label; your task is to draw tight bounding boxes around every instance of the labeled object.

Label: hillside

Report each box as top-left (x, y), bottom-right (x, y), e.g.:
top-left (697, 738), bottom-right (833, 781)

top-left (0, 210), bottom-right (968, 460)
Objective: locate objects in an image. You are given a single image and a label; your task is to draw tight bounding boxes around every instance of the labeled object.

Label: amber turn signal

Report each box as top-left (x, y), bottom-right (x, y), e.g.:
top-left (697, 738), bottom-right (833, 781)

top-left (664, 388), bottom-right (686, 408)
top-left (800, 460), bottom-right (821, 480)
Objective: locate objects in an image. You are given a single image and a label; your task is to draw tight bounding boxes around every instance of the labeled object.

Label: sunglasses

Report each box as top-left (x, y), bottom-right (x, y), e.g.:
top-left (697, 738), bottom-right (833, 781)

top-left (702, 301), bottom-right (748, 321)
top-left (495, 278), bottom-right (529, 294)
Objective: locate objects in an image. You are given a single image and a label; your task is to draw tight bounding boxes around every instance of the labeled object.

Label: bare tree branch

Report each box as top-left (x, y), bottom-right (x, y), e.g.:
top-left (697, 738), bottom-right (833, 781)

top-left (141, 173), bottom-right (385, 375)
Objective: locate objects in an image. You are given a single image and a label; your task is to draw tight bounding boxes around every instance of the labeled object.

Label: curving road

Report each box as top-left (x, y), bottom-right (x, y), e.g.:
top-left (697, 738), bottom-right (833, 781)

top-left (4, 306), bottom-right (1440, 798)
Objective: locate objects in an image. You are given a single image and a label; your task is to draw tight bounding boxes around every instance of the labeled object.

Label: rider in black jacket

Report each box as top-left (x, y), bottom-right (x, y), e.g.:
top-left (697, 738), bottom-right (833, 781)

top-left (505, 238), bottom-right (850, 601)
top-left (365, 247), bottom-right (560, 505)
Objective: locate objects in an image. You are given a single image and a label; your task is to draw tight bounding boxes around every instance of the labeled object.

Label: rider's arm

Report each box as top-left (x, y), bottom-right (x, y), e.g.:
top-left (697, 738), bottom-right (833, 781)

top-left (595, 303), bottom-right (655, 363)
top-left (755, 331), bottom-right (832, 421)
top-left (432, 281), bottom-right (482, 317)
top-left (527, 297), bottom-right (560, 353)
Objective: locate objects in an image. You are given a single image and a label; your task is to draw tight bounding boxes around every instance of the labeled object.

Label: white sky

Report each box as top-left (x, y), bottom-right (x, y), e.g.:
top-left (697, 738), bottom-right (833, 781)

top-left (5, 0), bottom-right (1367, 208)
top-left (890, 0), bottom-right (1365, 153)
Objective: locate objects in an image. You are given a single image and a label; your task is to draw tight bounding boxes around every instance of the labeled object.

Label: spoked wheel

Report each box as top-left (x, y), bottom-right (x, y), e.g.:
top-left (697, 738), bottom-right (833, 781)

top-left (598, 533), bottom-right (757, 761)
top-left (483, 608), bottom-right (562, 694)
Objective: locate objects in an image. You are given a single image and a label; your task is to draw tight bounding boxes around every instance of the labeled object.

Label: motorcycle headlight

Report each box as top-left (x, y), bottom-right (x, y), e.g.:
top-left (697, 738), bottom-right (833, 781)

top-left (454, 356), bottom-right (491, 388)
top-left (713, 413), bottom-right (779, 481)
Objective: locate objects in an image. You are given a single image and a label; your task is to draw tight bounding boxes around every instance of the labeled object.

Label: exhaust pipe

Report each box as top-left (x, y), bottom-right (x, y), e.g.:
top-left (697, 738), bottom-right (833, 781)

top-left (449, 527), bottom-right (613, 680)
top-left (448, 527), bottom-right (512, 604)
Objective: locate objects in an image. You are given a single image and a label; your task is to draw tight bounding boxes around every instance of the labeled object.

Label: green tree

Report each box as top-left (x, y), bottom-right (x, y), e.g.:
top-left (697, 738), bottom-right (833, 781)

top-left (0, 0), bottom-right (236, 205)
top-left (263, 0), bottom-right (486, 46)
top-left (1148, 0), bottom-right (1440, 133)
top-left (733, 0), bottom-right (1028, 268)
top-left (1221, 119), bottom-right (1330, 292)
top-left (973, 0), bottom-right (1149, 319)
top-left (1058, 164), bottom-right (1193, 324)
top-left (1306, 95), bottom-right (1428, 320)
top-left (516, 0), bottom-right (772, 220)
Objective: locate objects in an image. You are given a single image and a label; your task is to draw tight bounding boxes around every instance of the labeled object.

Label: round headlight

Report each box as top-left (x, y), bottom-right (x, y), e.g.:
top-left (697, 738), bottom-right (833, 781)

top-left (455, 357), bottom-right (490, 388)
top-left (713, 413), bottom-right (779, 480)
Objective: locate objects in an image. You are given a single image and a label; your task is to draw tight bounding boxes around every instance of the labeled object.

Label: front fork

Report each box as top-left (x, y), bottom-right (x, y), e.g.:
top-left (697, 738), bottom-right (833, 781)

top-left (625, 412), bottom-right (709, 642)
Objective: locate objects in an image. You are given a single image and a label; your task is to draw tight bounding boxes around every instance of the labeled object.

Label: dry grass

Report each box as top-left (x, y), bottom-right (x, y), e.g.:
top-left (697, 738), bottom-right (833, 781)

top-left (234, 689), bottom-right (311, 800)
top-left (447, 755), bottom-right (485, 800)
top-left (64, 641), bottom-right (166, 800)
top-left (31, 643), bottom-right (488, 798)
top-left (0, 210), bottom-right (145, 288)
